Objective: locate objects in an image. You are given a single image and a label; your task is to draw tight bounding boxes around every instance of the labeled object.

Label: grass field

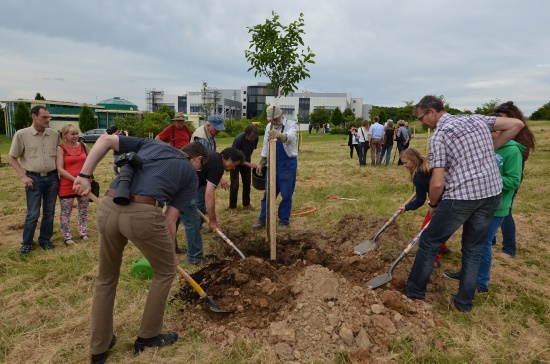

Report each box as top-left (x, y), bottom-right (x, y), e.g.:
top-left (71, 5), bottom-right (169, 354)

top-left (1, 121), bottom-right (549, 363)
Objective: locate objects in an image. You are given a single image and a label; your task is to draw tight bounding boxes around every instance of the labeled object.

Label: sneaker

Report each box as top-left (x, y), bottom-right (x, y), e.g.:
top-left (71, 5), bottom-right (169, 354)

top-left (91, 335), bottom-right (117, 364)
top-left (276, 224), bottom-right (289, 233)
top-left (476, 286), bottom-right (488, 295)
top-left (439, 248), bottom-right (452, 255)
top-left (251, 222), bottom-right (266, 231)
top-left (133, 332), bottom-right (178, 354)
top-left (40, 241), bottom-right (56, 251)
top-left (19, 244), bottom-right (34, 256)
top-left (443, 271), bottom-right (461, 281)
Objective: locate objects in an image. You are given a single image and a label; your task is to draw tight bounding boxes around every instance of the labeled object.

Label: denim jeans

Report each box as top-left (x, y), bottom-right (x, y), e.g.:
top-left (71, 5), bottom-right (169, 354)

top-left (378, 145), bottom-right (393, 166)
top-left (496, 189), bottom-right (518, 256)
top-left (406, 195), bottom-right (501, 311)
top-left (22, 173), bottom-right (59, 246)
top-left (397, 142), bottom-right (406, 165)
top-left (179, 200), bottom-right (203, 264)
top-left (356, 142), bottom-right (367, 165)
top-left (195, 185), bottom-right (207, 224)
top-left (477, 216), bottom-right (505, 290)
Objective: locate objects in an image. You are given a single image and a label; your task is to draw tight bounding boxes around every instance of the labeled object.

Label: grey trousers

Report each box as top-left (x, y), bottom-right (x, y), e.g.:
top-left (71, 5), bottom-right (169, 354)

top-left (90, 196), bottom-right (175, 354)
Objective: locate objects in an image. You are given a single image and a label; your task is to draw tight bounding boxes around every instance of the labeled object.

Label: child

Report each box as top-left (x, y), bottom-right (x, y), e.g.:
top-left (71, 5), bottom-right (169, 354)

top-left (399, 148), bottom-right (451, 267)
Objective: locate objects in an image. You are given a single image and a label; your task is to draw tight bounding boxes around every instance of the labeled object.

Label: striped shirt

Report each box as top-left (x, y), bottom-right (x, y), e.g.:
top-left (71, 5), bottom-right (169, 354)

top-left (429, 113), bottom-right (502, 200)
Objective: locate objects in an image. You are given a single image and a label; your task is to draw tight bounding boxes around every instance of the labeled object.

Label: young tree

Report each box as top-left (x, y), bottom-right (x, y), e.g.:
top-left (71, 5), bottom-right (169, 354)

top-left (78, 105), bottom-right (96, 132)
top-left (201, 81), bottom-right (218, 121)
top-left (14, 102), bottom-right (31, 131)
top-left (245, 11), bottom-right (315, 99)
top-left (34, 93), bottom-right (46, 100)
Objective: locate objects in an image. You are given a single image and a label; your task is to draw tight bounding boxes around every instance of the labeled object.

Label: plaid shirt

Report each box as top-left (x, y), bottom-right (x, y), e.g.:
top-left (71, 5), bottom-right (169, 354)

top-left (429, 113), bottom-right (502, 200)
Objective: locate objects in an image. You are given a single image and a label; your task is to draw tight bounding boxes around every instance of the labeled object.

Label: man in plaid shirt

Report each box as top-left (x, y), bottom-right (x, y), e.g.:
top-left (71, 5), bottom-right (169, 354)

top-left (402, 95), bottom-right (524, 312)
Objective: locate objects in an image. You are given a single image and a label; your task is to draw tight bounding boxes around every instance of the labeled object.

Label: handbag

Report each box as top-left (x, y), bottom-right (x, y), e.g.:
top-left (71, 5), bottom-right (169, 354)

top-left (81, 142), bottom-right (100, 198)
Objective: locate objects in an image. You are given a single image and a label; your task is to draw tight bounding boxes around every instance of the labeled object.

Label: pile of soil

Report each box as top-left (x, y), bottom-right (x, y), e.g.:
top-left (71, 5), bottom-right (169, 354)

top-left (173, 215), bottom-right (439, 363)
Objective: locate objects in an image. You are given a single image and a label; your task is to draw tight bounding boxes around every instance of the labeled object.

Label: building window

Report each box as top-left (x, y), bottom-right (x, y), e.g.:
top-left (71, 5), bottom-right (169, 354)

top-left (243, 98), bottom-right (246, 102)
top-left (352, 108), bottom-right (355, 112)
top-left (243, 91), bottom-right (246, 94)
top-left (353, 100), bottom-right (356, 103)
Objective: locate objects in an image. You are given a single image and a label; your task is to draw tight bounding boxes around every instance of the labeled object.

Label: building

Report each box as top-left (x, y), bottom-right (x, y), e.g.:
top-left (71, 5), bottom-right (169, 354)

top-left (149, 83), bottom-right (372, 124)
top-left (2, 97), bottom-right (141, 138)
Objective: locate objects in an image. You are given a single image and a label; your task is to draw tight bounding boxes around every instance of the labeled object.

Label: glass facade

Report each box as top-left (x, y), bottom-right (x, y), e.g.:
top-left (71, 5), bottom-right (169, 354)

top-left (299, 98), bottom-right (310, 123)
top-left (178, 96), bottom-right (187, 113)
top-left (245, 85), bottom-right (276, 119)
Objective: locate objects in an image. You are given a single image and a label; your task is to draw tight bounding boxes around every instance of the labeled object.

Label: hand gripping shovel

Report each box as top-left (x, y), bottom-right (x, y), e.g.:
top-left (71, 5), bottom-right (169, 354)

top-left (176, 266), bottom-right (235, 313)
top-left (196, 209), bottom-right (245, 260)
top-left (365, 221), bottom-right (430, 289)
top-left (354, 193), bottom-right (416, 255)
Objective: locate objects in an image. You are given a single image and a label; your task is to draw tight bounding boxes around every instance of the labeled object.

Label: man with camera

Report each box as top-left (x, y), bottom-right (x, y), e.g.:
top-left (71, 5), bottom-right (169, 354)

top-left (73, 134), bottom-right (208, 363)
top-left (179, 144), bottom-right (245, 265)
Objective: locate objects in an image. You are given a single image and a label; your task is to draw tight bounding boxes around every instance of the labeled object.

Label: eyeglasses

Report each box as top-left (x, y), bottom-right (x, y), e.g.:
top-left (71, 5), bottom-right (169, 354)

top-left (417, 111), bottom-right (429, 122)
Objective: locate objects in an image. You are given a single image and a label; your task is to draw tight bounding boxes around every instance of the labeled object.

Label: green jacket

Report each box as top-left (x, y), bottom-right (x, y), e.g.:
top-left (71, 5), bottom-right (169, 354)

top-left (494, 140), bottom-right (525, 217)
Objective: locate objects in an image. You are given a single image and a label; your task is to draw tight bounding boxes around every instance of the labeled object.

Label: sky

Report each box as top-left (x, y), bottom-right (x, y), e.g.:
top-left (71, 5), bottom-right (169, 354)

top-left (1, 0), bottom-right (549, 116)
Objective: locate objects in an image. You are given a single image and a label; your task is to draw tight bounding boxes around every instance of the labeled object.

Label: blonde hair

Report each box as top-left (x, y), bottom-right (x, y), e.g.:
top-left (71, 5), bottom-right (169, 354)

top-left (61, 123), bottom-right (78, 138)
top-left (385, 120), bottom-right (394, 130)
top-left (400, 148), bottom-right (430, 181)
top-left (397, 120), bottom-right (405, 127)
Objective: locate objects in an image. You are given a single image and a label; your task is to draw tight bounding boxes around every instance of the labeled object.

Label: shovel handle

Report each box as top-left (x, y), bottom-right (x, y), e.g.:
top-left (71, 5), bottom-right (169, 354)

top-left (403, 221), bottom-right (430, 254)
top-left (88, 192), bottom-right (100, 203)
top-left (197, 209), bottom-right (246, 260)
top-left (176, 266), bottom-right (207, 299)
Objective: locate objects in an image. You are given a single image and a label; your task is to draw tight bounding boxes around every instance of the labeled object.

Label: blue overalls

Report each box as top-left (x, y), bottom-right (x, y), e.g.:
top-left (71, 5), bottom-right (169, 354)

top-left (259, 126), bottom-right (298, 225)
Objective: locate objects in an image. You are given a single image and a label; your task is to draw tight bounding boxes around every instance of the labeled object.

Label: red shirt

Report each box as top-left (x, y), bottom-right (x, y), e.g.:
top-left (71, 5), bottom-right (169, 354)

top-left (58, 144), bottom-right (87, 197)
top-left (156, 124), bottom-right (192, 149)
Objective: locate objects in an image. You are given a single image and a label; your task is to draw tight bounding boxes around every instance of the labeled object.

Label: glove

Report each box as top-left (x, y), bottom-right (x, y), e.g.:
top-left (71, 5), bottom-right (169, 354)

top-left (256, 157), bottom-right (267, 176)
top-left (268, 128), bottom-right (287, 142)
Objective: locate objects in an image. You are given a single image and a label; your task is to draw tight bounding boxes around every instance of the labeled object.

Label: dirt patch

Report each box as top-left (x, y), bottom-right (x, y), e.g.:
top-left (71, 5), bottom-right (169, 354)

top-left (173, 215), bottom-right (438, 363)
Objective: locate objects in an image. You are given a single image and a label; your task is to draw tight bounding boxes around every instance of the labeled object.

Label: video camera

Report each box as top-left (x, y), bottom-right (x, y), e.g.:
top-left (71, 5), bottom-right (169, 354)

top-left (113, 152), bottom-right (143, 205)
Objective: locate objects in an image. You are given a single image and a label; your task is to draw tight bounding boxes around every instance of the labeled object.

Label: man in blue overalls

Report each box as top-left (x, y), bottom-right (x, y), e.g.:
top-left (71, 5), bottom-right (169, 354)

top-left (252, 105), bottom-right (298, 232)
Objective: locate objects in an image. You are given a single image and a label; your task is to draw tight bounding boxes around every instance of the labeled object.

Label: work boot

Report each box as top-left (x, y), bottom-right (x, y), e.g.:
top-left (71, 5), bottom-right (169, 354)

top-left (443, 271), bottom-right (461, 282)
top-left (251, 222), bottom-right (266, 231)
top-left (90, 335), bottom-right (117, 364)
top-left (134, 332), bottom-right (178, 354)
top-left (19, 244), bottom-right (34, 257)
top-left (276, 223), bottom-right (289, 233)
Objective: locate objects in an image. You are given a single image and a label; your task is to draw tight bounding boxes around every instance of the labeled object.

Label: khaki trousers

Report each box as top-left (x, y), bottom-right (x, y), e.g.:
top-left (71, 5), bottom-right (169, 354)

top-left (90, 196), bottom-right (175, 354)
top-left (370, 138), bottom-right (382, 166)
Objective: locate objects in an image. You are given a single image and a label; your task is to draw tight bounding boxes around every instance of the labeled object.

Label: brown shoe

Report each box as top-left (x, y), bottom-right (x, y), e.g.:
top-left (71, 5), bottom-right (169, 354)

top-left (277, 224), bottom-right (289, 233)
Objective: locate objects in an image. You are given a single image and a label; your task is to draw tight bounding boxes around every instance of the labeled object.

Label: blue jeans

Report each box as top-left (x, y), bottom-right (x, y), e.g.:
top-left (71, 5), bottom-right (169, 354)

top-left (378, 145), bottom-right (393, 166)
top-left (357, 142), bottom-right (367, 165)
top-left (493, 189), bottom-right (517, 256)
top-left (396, 142), bottom-right (406, 165)
top-left (477, 216), bottom-right (505, 290)
top-left (196, 185), bottom-right (207, 224)
top-left (179, 200), bottom-right (203, 264)
top-left (406, 195), bottom-right (501, 311)
top-left (22, 173), bottom-right (59, 246)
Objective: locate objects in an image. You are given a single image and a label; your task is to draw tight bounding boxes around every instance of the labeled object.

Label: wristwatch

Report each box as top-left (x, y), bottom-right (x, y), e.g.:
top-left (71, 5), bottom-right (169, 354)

top-left (78, 172), bottom-right (93, 179)
top-left (428, 201), bottom-right (439, 208)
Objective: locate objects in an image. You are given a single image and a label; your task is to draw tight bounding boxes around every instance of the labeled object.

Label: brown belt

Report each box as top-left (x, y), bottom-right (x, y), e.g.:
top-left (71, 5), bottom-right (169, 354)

top-left (104, 189), bottom-right (161, 207)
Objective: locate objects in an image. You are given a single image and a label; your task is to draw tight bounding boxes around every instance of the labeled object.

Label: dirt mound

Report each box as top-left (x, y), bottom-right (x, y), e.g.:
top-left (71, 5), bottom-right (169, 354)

top-left (173, 215), bottom-right (437, 363)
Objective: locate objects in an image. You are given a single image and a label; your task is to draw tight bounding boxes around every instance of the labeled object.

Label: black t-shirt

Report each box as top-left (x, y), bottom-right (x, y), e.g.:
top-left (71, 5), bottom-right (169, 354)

top-left (383, 129), bottom-right (395, 147)
top-left (197, 151), bottom-right (224, 187)
top-left (232, 132), bottom-right (258, 162)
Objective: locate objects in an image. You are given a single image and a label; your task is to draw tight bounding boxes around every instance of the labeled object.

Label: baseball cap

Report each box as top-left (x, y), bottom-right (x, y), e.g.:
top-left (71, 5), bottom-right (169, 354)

top-left (207, 115), bottom-right (225, 131)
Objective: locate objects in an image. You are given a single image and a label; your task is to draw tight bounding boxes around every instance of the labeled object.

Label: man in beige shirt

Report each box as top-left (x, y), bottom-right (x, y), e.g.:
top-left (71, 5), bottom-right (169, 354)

top-left (9, 105), bottom-right (61, 256)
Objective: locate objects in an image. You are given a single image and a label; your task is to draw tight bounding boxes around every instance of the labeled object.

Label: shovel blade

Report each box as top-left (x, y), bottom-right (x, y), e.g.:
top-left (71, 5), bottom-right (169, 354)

top-left (365, 272), bottom-right (392, 289)
top-left (205, 296), bottom-right (235, 314)
top-left (354, 240), bottom-right (377, 255)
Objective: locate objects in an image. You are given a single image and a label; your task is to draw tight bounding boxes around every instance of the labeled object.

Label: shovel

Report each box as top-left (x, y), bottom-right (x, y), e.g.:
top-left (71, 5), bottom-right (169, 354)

top-left (196, 209), bottom-right (246, 260)
top-left (353, 193), bottom-right (416, 255)
top-left (176, 266), bottom-right (235, 313)
top-left (365, 221), bottom-right (430, 289)
top-left (327, 195), bottom-right (359, 201)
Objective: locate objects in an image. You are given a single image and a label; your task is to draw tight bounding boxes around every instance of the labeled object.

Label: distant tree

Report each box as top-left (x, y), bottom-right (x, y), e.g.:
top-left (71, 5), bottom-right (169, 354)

top-left (157, 105), bottom-right (175, 121)
top-left (474, 99), bottom-right (502, 115)
top-left (530, 101), bottom-right (550, 120)
top-left (113, 115), bottom-right (141, 137)
top-left (342, 107), bottom-right (355, 127)
top-left (379, 110), bottom-right (388, 124)
top-left (369, 106), bottom-right (380, 121)
top-left (245, 11), bottom-right (315, 99)
top-left (308, 106), bottom-right (331, 127)
top-left (330, 107), bottom-right (344, 126)
top-left (0, 104), bottom-right (5, 134)
top-left (34, 93), bottom-right (46, 100)
top-left (14, 102), bottom-right (31, 131)
top-left (78, 105), bottom-right (96, 132)
top-left (142, 111), bottom-right (171, 138)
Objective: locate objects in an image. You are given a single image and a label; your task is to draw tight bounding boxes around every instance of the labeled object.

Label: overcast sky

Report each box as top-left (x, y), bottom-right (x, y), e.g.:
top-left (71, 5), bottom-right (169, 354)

top-left (1, 0), bottom-right (549, 116)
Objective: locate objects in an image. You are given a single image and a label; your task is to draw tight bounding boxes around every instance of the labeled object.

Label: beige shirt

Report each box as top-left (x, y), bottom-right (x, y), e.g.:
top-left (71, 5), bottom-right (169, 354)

top-left (9, 125), bottom-right (60, 173)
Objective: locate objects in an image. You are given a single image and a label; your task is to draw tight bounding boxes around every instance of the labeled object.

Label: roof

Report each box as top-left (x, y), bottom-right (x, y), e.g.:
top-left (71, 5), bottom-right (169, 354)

top-left (97, 97), bottom-right (138, 110)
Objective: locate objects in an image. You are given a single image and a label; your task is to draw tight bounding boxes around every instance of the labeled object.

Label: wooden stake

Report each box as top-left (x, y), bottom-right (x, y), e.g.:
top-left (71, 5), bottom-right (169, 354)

top-left (268, 138), bottom-right (277, 260)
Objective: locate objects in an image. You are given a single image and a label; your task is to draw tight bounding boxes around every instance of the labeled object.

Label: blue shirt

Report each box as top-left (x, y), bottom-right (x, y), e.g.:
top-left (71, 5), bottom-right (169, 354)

top-left (368, 123), bottom-right (385, 139)
top-left (111, 137), bottom-right (198, 212)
